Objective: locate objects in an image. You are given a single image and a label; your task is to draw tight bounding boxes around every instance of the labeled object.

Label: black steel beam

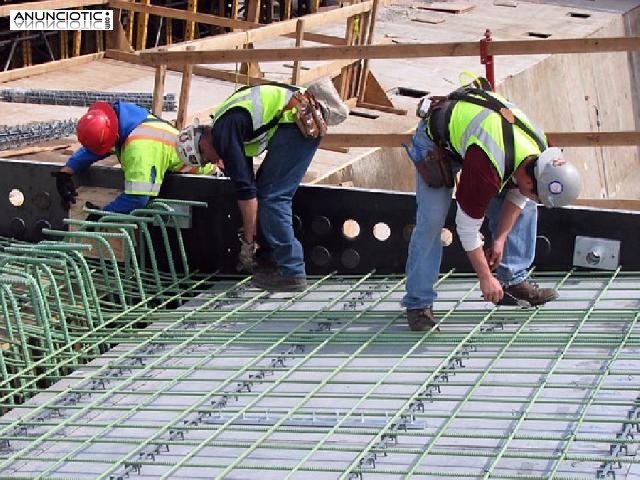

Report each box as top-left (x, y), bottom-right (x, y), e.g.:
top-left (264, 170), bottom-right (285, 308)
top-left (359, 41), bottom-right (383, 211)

top-left (1, 158), bottom-right (639, 274)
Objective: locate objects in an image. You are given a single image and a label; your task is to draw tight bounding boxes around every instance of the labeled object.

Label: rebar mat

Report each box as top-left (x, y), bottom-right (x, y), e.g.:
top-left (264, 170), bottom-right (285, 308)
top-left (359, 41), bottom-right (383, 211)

top-left (0, 268), bottom-right (639, 479)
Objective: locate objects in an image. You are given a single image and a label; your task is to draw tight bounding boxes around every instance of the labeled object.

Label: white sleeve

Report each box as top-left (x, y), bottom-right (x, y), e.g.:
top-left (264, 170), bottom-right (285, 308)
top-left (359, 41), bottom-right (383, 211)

top-left (505, 188), bottom-right (529, 209)
top-left (455, 203), bottom-right (485, 251)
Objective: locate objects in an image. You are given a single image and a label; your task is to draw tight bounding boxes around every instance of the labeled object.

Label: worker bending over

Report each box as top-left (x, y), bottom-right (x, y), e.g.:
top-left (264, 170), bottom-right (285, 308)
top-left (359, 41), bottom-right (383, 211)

top-left (53, 101), bottom-right (212, 215)
top-left (402, 77), bottom-right (581, 332)
top-left (176, 78), bottom-right (349, 292)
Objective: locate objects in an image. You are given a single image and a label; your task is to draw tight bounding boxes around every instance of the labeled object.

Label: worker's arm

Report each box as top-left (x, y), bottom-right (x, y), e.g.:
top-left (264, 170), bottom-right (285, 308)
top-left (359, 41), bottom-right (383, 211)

top-left (64, 146), bottom-right (106, 173)
top-left (455, 145), bottom-right (504, 303)
top-left (485, 189), bottom-right (528, 269)
top-left (212, 109), bottom-right (258, 242)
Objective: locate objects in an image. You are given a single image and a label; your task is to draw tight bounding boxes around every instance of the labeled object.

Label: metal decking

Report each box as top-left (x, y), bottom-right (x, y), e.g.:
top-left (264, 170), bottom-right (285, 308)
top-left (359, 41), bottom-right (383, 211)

top-left (1, 269), bottom-right (639, 479)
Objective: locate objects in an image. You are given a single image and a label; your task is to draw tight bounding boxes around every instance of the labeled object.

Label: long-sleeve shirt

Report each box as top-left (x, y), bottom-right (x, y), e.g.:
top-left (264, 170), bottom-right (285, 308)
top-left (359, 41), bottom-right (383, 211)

top-left (455, 144), bottom-right (529, 251)
top-left (211, 108), bottom-right (257, 201)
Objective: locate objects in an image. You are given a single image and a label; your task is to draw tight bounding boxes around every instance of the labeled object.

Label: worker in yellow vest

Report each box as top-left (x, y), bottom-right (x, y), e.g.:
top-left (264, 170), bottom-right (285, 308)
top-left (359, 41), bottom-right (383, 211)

top-left (402, 78), bottom-right (581, 331)
top-left (176, 78), bottom-right (349, 292)
top-left (52, 101), bottom-right (213, 215)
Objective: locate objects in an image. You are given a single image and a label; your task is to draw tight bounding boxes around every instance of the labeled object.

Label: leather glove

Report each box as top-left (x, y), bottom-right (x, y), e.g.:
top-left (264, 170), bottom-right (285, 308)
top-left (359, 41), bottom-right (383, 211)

top-left (402, 118), bottom-right (434, 163)
top-left (51, 171), bottom-right (78, 208)
top-left (237, 237), bottom-right (257, 273)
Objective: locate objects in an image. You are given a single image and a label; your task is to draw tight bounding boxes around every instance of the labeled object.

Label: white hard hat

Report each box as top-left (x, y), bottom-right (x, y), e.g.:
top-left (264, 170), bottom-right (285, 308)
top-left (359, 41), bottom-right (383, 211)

top-left (177, 121), bottom-right (205, 167)
top-left (534, 147), bottom-right (581, 208)
top-left (306, 77), bottom-right (349, 126)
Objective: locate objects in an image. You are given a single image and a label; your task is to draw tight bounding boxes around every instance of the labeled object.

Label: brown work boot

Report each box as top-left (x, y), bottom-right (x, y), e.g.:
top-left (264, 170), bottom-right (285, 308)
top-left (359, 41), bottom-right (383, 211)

top-left (502, 280), bottom-right (558, 306)
top-left (252, 271), bottom-right (308, 292)
top-left (406, 307), bottom-right (439, 332)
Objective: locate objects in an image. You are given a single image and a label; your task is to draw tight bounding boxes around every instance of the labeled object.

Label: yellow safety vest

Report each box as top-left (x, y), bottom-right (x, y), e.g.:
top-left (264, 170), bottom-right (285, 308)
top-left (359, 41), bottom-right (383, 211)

top-left (211, 85), bottom-right (300, 157)
top-left (447, 92), bottom-right (547, 191)
top-left (119, 116), bottom-right (212, 196)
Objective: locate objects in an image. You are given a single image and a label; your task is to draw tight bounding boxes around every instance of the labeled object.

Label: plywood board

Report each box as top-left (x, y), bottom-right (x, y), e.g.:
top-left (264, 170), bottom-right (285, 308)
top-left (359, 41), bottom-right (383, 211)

top-left (414, 2), bottom-right (475, 13)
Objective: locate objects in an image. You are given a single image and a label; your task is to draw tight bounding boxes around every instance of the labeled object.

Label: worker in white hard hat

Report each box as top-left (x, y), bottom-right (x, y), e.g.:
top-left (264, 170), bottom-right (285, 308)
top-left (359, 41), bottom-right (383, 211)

top-left (401, 76), bottom-right (581, 332)
top-left (176, 78), bottom-right (349, 292)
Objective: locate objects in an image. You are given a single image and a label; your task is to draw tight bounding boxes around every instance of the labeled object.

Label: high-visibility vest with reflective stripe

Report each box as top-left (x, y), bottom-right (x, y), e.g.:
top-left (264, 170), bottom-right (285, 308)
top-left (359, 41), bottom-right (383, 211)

top-left (211, 85), bottom-right (299, 157)
top-left (447, 92), bottom-right (547, 191)
top-left (118, 116), bottom-right (184, 196)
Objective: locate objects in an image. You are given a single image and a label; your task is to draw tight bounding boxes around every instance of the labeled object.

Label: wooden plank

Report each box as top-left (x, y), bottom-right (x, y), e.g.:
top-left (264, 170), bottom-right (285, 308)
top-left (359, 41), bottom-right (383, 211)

top-left (547, 131), bottom-right (640, 147)
top-left (0, 52), bottom-right (103, 83)
top-left (185, 0), bottom-right (197, 41)
top-left (415, 2), bottom-right (475, 13)
top-left (109, 0), bottom-right (260, 31)
top-left (0, 0), bottom-right (106, 17)
top-left (292, 18), bottom-right (305, 85)
top-left (175, 47), bottom-right (195, 130)
top-left (139, 36), bottom-right (640, 66)
top-left (298, 58), bottom-right (355, 84)
top-left (319, 131), bottom-right (640, 149)
top-left (135, 0), bottom-right (150, 50)
top-left (283, 31), bottom-right (347, 45)
top-left (152, 54), bottom-right (167, 117)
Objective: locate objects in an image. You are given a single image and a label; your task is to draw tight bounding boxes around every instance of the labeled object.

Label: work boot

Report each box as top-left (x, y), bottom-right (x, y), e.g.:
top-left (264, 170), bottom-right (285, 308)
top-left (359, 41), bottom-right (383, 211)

top-left (252, 271), bottom-right (308, 292)
top-left (500, 280), bottom-right (558, 306)
top-left (406, 307), bottom-right (439, 332)
top-left (253, 257), bottom-right (278, 274)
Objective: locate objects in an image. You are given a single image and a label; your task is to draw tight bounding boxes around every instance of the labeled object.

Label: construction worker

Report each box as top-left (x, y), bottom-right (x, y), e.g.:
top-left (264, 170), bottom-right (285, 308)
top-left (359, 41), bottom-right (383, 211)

top-left (52, 101), bottom-right (213, 215)
top-left (176, 78), bottom-right (349, 292)
top-left (402, 78), bottom-right (581, 332)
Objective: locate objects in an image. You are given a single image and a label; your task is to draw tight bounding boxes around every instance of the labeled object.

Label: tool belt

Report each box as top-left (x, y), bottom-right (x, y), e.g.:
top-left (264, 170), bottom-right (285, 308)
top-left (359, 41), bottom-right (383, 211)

top-left (286, 91), bottom-right (327, 139)
top-left (418, 96), bottom-right (460, 189)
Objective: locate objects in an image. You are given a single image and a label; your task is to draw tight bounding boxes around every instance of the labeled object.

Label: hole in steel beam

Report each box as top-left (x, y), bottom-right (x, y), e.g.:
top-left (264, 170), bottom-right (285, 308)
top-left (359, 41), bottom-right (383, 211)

top-left (388, 87), bottom-right (429, 98)
top-left (342, 219), bottom-right (360, 239)
top-left (373, 222), bottom-right (391, 241)
top-left (9, 188), bottom-right (24, 207)
top-left (568, 12), bottom-right (591, 18)
top-left (527, 32), bottom-right (551, 38)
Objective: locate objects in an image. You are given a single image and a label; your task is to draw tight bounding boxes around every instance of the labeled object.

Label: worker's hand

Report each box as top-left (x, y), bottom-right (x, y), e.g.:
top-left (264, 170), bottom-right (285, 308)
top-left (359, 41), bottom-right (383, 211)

top-left (51, 171), bottom-right (78, 208)
top-left (402, 118), bottom-right (433, 163)
top-left (237, 237), bottom-right (257, 273)
top-left (484, 240), bottom-right (505, 271)
top-left (479, 275), bottom-right (504, 304)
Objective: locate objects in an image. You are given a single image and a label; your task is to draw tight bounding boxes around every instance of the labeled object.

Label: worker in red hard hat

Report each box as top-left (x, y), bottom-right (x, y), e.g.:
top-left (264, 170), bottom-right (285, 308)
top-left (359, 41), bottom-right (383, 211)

top-left (52, 101), bottom-right (213, 215)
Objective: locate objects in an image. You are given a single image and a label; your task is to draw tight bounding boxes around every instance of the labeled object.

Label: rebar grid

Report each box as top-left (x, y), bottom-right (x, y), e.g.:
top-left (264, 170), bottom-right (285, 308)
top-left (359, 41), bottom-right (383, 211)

top-left (0, 267), bottom-right (638, 479)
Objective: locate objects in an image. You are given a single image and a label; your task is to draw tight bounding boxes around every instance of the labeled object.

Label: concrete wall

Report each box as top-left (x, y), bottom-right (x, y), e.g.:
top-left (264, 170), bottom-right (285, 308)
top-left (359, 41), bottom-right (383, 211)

top-left (498, 15), bottom-right (640, 200)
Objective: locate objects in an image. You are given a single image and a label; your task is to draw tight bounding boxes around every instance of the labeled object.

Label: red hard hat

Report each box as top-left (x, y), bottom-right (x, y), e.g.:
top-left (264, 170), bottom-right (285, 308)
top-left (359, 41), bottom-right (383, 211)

top-left (76, 102), bottom-right (118, 155)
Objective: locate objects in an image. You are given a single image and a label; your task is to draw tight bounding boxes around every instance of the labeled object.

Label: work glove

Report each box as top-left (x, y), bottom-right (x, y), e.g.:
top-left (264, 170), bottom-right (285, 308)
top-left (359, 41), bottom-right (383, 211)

top-left (51, 171), bottom-right (78, 209)
top-left (402, 118), bottom-right (434, 164)
top-left (237, 236), bottom-right (257, 273)
top-left (84, 201), bottom-right (103, 223)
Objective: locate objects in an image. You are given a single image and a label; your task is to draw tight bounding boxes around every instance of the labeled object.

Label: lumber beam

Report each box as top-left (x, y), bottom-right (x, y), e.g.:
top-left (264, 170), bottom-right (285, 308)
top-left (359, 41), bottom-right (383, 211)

top-left (0, 0), bottom-right (106, 17)
top-left (139, 36), bottom-right (640, 66)
top-left (320, 131), bottom-right (640, 149)
top-left (0, 52), bottom-right (104, 83)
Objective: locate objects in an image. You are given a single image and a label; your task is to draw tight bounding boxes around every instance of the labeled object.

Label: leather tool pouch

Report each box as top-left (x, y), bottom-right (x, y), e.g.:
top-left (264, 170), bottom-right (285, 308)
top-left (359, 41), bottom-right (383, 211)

top-left (292, 91), bottom-right (328, 138)
top-left (418, 145), bottom-right (455, 189)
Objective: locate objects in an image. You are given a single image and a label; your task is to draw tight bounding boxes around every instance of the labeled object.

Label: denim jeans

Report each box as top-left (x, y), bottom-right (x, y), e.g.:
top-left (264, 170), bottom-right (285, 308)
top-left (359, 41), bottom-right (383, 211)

top-left (401, 138), bottom-right (537, 309)
top-left (256, 124), bottom-right (321, 277)
top-left (485, 195), bottom-right (537, 287)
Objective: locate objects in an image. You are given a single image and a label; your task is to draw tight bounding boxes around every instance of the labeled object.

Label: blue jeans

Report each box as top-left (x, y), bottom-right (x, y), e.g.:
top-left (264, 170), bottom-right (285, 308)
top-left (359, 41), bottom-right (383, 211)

top-left (256, 125), bottom-right (321, 277)
top-left (485, 195), bottom-right (537, 287)
top-left (401, 142), bottom-right (537, 310)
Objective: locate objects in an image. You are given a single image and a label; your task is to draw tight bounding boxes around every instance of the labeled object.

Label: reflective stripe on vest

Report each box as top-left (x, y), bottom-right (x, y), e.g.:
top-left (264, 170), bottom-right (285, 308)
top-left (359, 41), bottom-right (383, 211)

top-left (212, 86), bottom-right (296, 156)
top-left (124, 180), bottom-right (162, 194)
top-left (450, 96), bottom-right (545, 190)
